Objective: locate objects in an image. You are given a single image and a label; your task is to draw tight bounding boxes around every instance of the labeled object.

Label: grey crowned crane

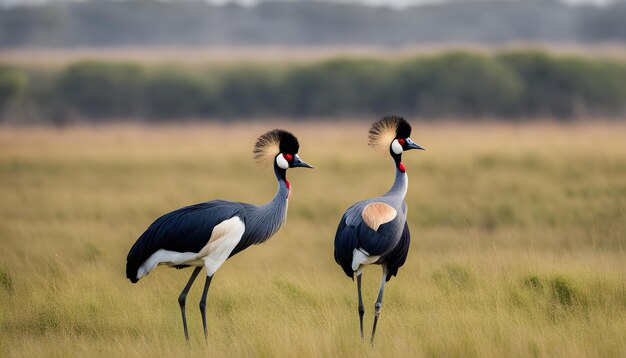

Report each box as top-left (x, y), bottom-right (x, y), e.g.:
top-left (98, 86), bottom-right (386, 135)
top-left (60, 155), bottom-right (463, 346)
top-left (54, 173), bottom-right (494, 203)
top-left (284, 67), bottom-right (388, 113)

top-left (126, 129), bottom-right (313, 342)
top-left (334, 116), bottom-right (424, 344)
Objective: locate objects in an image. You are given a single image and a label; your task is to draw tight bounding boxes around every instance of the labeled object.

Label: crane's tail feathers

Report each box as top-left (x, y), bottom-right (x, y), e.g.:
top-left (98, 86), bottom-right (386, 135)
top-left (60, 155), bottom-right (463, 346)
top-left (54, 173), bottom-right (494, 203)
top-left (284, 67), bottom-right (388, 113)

top-left (127, 272), bottom-right (140, 283)
top-left (334, 223), bottom-right (359, 279)
top-left (126, 239), bottom-right (145, 283)
top-left (126, 265), bottom-right (140, 283)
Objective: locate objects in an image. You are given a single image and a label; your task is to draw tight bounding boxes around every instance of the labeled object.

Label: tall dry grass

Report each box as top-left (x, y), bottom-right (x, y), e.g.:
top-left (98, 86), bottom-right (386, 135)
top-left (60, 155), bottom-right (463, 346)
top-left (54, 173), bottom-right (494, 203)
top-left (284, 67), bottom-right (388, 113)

top-left (0, 121), bottom-right (625, 357)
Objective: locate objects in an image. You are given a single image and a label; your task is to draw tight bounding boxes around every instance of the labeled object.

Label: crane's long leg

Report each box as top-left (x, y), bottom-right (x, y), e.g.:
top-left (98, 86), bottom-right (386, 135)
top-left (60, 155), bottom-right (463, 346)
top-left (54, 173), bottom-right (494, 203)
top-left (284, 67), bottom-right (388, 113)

top-left (370, 268), bottom-right (387, 345)
top-left (356, 271), bottom-right (365, 341)
top-left (178, 267), bottom-right (202, 342)
top-left (199, 275), bottom-right (213, 342)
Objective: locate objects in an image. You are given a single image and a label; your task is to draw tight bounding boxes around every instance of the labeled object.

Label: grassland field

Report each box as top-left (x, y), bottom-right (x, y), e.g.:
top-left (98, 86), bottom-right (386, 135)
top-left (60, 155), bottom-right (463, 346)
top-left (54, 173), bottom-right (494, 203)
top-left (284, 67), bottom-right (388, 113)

top-left (0, 121), bottom-right (625, 357)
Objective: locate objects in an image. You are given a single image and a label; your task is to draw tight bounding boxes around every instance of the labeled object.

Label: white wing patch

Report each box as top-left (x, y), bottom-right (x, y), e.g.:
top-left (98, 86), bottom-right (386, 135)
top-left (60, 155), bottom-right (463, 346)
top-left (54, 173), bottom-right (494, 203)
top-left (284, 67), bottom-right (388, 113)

top-left (197, 216), bottom-right (243, 256)
top-left (137, 250), bottom-right (202, 280)
top-left (198, 216), bottom-right (245, 276)
top-left (361, 202), bottom-right (397, 231)
top-left (136, 216), bottom-right (245, 280)
top-left (352, 248), bottom-right (381, 272)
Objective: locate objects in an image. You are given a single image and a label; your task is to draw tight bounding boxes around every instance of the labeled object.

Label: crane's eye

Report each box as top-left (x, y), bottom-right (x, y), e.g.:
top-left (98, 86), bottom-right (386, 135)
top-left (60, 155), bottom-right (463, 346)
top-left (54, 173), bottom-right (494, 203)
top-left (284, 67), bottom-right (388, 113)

top-left (283, 153), bottom-right (293, 162)
top-left (397, 138), bottom-right (406, 146)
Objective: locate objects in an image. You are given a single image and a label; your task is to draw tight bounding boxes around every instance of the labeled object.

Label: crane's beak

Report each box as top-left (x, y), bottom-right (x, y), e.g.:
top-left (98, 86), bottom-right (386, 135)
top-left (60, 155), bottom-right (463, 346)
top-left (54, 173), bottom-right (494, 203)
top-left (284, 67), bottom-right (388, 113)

top-left (406, 138), bottom-right (425, 151)
top-left (291, 154), bottom-right (314, 169)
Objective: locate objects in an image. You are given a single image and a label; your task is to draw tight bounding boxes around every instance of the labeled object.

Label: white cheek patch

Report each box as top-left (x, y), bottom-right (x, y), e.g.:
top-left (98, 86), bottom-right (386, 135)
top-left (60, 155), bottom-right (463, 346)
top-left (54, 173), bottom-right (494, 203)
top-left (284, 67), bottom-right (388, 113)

top-left (391, 139), bottom-right (403, 155)
top-left (276, 154), bottom-right (289, 169)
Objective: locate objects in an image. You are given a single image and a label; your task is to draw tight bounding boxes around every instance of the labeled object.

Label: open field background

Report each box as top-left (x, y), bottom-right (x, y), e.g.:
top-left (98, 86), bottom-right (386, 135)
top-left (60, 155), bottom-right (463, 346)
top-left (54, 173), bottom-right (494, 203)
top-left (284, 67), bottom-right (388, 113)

top-left (0, 122), bottom-right (625, 357)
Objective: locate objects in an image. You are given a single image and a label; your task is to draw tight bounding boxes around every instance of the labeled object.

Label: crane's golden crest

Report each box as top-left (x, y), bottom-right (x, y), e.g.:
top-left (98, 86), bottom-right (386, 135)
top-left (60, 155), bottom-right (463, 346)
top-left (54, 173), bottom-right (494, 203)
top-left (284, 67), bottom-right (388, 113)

top-left (253, 131), bottom-right (281, 167)
top-left (253, 129), bottom-right (299, 167)
top-left (368, 116), bottom-right (411, 152)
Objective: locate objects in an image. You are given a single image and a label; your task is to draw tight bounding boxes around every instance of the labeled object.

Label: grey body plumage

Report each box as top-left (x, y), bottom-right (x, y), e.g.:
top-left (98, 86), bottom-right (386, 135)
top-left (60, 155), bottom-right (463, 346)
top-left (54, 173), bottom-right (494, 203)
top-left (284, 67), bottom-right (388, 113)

top-left (338, 168), bottom-right (408, 264)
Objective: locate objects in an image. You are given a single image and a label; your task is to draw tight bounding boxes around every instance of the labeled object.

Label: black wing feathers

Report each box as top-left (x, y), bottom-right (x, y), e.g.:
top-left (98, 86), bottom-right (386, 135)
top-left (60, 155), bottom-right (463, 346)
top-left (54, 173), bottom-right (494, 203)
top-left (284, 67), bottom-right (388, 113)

top-left (126, 201), bottom-right (243, 283)
top-left (355, 218), bottom-right (403, 257)
top-left (334, 206), bottom-right (410, 282)
top-left (334, 213), bottom-right (359, 279)
top-left (382, 221), bottom-right (410, 282)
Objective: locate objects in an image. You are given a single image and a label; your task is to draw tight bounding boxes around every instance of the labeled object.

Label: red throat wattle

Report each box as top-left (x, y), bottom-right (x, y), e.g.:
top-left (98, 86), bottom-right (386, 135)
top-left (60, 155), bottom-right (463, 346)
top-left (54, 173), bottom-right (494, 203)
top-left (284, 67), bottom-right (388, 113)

top-left (285, 179), bottom-right (291, 190)
top-left (398, 162), bottom-right (406, 173)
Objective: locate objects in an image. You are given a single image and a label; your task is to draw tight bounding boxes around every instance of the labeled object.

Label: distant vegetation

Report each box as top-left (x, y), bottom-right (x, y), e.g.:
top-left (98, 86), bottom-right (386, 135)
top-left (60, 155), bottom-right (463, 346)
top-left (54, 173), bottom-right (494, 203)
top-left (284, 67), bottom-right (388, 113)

top-left (2, 0), bottom-right (626, 47)
top-left (0, 66), bottom-right (26, 116)
top-left (3, 51), bottom-right (626, 123)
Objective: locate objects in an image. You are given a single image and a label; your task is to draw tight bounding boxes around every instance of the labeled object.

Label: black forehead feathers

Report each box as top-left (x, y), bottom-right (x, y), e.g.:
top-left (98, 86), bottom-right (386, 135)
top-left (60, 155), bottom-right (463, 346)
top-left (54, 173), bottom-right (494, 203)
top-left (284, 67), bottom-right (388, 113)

top-left (275, 129), bottom-right (299, 154)
top-left (393, 116), bottom-right (412, 138)
top-left (253, 129), bottom-right (300, 166)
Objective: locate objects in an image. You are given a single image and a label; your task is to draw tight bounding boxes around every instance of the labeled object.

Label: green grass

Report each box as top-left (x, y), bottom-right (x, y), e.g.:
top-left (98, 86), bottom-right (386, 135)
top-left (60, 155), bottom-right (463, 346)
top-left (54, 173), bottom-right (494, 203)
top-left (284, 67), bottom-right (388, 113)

top-left (0, 122), bottom-right (625, 357)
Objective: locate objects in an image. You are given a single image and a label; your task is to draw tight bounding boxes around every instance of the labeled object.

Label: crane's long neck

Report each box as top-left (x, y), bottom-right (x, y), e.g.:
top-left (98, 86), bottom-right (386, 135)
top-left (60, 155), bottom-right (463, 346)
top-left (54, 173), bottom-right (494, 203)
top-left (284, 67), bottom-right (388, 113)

top-left (270, 165), bottom-right (291, 208)
top-left (229, 165), bottom-right (290, 256)
top-left (383, 154), bottom-right (408, 199)
top-left (249, 165), bottom-right (290, 237)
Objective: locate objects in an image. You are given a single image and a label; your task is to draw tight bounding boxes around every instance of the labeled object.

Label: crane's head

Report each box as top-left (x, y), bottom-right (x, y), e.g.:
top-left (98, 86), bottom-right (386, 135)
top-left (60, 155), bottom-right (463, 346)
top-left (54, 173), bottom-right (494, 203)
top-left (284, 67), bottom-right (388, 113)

top-left (368, 116), bottom-right (424, 173)
top-left (253, 129), bottom-right (313, 175)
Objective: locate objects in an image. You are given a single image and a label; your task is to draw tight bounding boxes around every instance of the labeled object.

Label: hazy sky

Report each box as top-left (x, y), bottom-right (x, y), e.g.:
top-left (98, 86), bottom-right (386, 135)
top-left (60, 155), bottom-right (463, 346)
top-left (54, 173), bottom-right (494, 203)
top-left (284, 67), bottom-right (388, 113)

top-left (0, 0), bottom-right (617, 7)
top-left (204, 0), bottom-right (617, 8)
top-left (352, 0), bottom-right (613, 8)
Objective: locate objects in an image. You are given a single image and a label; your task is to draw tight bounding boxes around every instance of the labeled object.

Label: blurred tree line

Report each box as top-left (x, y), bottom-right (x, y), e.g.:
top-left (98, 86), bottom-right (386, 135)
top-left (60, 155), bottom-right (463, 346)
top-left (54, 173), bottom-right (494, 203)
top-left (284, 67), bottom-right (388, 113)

top-left (2, 51), bottom-right (626, 123)
top-left (2, 0), bottom-right (626, 47)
